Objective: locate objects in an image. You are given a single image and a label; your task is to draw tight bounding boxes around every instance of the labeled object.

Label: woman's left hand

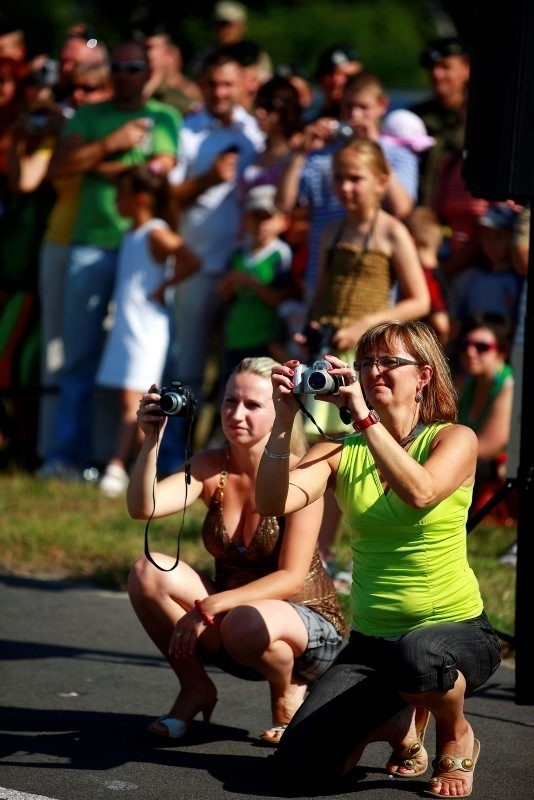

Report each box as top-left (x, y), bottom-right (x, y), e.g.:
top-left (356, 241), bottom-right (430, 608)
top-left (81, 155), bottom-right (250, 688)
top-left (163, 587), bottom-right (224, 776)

top-left (168, 608), bottom-right (208, 660)
top-left (317, 355), bottom-right (369, 419)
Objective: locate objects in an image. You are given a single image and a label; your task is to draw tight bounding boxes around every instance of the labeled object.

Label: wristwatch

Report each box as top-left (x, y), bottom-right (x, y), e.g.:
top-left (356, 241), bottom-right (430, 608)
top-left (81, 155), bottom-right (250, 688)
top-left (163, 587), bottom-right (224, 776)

top-left (352, 409), bottom-right (380, 432)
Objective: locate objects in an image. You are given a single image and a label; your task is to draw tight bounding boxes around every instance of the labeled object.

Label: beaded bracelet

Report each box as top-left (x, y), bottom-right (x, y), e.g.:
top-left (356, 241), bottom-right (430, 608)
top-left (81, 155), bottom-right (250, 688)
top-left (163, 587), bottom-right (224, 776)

top-left (264, 445), bottom-right (290, 460)
top-left (194, 599), bottom-right (216, 627)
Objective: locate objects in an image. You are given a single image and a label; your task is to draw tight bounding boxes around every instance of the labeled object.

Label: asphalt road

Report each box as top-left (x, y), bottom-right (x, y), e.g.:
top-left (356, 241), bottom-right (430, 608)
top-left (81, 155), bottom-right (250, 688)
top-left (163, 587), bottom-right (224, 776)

top-left (1, 575), bottom-right (533, 800)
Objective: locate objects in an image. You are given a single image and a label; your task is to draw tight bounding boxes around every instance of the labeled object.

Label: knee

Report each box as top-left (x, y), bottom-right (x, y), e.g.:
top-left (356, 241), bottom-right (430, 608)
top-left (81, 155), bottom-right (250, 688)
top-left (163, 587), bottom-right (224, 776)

top-left (393, 634), bottom-right (458, 694)
top-left (127, 556), bottom-right (161, 606)
top-left (220, 605), bottom-right (269, 659)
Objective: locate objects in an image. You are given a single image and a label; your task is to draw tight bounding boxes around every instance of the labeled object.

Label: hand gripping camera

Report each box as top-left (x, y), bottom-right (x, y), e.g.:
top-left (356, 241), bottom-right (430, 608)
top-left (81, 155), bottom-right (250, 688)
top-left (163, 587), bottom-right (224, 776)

top-left (158, 380), bottom-right (196, 417)
top-left (292, 359), bottom-right (344, 395)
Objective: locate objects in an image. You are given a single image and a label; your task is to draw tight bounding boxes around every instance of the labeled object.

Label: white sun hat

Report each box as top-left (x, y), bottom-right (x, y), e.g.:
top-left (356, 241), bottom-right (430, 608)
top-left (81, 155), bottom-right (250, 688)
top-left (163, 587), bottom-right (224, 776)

top-left (381, 109), bottom-right (436, 153)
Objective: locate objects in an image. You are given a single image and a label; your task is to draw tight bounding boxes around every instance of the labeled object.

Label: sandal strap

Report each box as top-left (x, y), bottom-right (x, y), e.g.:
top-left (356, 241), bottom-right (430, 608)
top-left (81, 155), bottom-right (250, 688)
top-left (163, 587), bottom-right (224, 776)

top-left (432, 753), bottom-right (476, 773)
top-left (266, 724), bottom-right (288, 733)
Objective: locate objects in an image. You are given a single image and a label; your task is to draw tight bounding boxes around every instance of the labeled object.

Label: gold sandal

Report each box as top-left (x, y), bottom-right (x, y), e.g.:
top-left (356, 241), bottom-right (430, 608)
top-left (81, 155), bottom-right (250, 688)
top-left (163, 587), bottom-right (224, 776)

top-left (424, 738), bottom-right (480, 797)
top-left (386, 708), bottom-right (431, 778)
top-left (259, 724), bottom-right (288, 745)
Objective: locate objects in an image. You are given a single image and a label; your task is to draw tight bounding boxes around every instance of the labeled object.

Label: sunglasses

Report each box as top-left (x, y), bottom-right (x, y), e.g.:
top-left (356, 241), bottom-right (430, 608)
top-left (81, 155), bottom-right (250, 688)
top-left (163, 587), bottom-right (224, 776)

top-left (354, 356), bottom-right (420, 372)
top-left (111, 61), bottom-right (148, 75)
top-left (459, 340), bottom-right (499, 354)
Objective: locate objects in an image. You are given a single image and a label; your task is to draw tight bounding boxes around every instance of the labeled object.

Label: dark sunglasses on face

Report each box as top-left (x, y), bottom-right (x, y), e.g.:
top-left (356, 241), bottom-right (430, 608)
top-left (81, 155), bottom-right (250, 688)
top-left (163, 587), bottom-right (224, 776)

top-left (354, 356), bottom-right (420, 372)
top-left (459, 339), bottom-right (499, 354)
top-left (111, 61), bottom-right (148, 75)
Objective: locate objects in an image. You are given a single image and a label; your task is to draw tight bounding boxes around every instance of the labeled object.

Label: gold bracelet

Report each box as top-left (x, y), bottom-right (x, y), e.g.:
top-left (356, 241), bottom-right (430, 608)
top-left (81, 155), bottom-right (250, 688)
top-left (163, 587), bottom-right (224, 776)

top-left (264, 445), bottom-right (290, 460)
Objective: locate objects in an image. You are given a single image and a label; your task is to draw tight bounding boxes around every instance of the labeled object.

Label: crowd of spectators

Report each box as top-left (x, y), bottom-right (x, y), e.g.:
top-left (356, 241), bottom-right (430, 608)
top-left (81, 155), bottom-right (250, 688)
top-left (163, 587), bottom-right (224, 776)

top-left (0, 5), bottom-right (525, 541)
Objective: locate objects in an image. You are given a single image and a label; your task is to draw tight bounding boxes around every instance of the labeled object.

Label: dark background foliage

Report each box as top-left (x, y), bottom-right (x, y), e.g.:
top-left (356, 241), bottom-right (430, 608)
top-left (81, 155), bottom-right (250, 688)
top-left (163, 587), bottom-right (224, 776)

top-left (2, 1), bottom-right (475, 88)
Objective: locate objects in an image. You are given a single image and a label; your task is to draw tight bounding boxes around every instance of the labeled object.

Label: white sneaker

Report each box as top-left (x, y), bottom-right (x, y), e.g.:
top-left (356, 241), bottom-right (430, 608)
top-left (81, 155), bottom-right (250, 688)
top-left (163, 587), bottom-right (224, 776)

top-left (499, 541), bottom-right (517, 567)
top-left (100, 464), bottom-right (129, 498)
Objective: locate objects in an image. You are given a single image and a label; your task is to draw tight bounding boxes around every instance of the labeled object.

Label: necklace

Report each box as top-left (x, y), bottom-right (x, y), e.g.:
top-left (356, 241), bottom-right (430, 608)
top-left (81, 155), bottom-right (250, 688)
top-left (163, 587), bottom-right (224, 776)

top-left (218, 452), bottom-right (249, 554)
top-left (398, 420), bottom-right (426, 448)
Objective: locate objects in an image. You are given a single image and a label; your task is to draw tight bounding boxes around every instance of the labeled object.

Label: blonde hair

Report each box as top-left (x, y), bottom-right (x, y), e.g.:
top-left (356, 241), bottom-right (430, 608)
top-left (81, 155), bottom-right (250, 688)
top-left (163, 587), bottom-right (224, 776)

top-left (355, 320), bottom-right (458, 423)
top-left (334, 137), bottom-right (391, 179)
top-left (405, 206), bottom-right (443, 252)
top-left (344, 70), bottom-right (386, 101)
top-left (233, 357), bottom-right (308, 456)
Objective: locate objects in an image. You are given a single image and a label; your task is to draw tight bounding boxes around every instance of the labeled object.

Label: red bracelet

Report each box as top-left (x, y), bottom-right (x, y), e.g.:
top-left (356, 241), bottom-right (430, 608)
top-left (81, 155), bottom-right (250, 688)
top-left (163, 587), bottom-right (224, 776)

top-left (194, 599), bottom-right (216, 627)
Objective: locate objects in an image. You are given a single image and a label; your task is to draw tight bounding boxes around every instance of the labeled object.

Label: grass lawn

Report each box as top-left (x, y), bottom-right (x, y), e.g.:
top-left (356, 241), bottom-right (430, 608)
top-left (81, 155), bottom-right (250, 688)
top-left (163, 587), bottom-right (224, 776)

top-left (0, 472), bottom-right (517, 652)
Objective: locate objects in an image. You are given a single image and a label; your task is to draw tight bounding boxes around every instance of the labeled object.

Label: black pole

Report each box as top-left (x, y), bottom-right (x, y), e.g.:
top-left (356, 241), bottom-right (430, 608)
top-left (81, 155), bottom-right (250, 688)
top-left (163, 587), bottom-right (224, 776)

top-left (514, 217), bottom-right (534, 705)
top-left (462, 0), bottom-right (534, 705)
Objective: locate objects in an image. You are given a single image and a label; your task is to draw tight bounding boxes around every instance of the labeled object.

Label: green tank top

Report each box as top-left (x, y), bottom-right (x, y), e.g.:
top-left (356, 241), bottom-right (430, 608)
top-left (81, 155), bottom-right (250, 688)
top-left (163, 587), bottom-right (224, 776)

top-left (336, 422), bottom-right (482, 636)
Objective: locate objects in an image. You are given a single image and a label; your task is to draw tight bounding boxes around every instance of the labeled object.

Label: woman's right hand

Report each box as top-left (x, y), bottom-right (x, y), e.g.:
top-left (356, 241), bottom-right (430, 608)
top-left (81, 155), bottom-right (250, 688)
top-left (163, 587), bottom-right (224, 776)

top-left (271, 360), bottom-right (302, 422)
top-left (136, 384), bottom-right (167, 437)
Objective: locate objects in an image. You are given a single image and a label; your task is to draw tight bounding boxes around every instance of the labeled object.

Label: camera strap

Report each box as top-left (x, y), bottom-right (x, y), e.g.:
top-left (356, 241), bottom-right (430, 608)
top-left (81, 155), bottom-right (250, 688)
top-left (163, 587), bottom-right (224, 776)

top-left (143, 412), bottom-right (196, 572)
top-left (294, 395), bottom-right (353, 442)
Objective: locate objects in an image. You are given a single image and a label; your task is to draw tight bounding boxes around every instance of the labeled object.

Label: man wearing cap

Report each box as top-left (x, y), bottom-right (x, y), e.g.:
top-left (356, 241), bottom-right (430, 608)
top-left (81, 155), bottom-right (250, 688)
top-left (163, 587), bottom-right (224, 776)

top-left (304, 44), bottom-right (362, 123)
top-left (411, 37), bottom-right (470, 205)
top-left (201, 2), bottom-right (272, 111)
top-left (213, 1), bottom-right (248, 46)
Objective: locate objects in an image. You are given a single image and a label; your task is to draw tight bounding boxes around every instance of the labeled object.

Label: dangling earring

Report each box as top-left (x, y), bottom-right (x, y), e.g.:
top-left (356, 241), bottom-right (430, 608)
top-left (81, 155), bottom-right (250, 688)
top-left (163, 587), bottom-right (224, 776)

top-left (415, 391), bottom-right (423, 403)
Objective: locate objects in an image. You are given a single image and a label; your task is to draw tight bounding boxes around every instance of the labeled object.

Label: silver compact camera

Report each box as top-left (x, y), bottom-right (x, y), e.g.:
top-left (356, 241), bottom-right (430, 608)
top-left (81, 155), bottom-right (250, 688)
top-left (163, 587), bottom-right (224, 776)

top-left (330, 120), bottom-right (354, 140)
top-left (292, 359), bottom-right (344, 395)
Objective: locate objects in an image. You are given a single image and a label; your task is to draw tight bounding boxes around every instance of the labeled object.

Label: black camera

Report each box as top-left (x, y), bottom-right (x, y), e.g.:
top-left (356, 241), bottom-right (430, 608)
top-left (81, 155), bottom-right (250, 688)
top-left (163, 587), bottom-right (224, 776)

top-left (158, 381), bottom-right (196, 417)
top-left (292, 359), bottom-right (344, 395)
top-left (302, 322), bottom-right (337, 361)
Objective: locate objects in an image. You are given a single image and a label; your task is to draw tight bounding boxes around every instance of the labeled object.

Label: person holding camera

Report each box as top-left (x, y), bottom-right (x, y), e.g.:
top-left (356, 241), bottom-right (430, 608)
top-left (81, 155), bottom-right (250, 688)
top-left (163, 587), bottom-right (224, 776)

top-left (277, 71), bottom-right (418, 311)
top-left (256, 320), bottom-right (501, 797)
top-left (127, 356), bottom-right (346, 743)
top-left (95, 165), bottom-right (199, 498)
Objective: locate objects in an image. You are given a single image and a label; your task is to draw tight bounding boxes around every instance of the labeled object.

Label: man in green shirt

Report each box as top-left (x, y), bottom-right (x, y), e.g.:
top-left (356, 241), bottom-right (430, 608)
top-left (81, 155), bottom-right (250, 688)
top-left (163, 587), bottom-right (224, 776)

top-left (41, 38), bottom-right (180, 476)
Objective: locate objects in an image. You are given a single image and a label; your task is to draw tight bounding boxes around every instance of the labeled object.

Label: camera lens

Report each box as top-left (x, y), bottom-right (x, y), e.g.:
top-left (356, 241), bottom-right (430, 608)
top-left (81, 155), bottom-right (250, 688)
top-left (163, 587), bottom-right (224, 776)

top-left (308, 371), bottom-right (328, 391)
top-left (160, 392), bottom-right (185, 415)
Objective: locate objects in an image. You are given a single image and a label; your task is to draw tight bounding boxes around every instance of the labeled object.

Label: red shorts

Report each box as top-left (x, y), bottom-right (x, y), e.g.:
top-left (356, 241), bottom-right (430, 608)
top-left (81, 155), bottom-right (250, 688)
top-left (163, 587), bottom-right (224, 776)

top-left (423, 267), bottom-right (448, 314)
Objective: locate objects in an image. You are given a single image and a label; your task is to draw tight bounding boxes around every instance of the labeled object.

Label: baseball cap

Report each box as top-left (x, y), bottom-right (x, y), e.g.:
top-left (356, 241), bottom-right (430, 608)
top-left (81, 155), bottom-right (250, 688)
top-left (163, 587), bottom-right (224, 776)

top-left (213, 1), bottom-right (247, 24)
top-left (315, 44), bottom-right (360, 79)
top-left (245, 184), bottom-right (278, 215)
top-left (420, 37), bottom-right (469, 69)
top-left (479, 205), bottom-right (518, 230)
top-left (381, 109), bottom-right (436, 153)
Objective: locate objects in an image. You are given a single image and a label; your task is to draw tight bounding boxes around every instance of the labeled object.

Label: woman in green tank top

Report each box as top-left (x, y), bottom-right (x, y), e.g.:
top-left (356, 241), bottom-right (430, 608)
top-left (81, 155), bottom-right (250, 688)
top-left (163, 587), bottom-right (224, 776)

top-left (257, 319), bottom-right (501, 798)
top-left (456, 312), bottom-right (515, 525)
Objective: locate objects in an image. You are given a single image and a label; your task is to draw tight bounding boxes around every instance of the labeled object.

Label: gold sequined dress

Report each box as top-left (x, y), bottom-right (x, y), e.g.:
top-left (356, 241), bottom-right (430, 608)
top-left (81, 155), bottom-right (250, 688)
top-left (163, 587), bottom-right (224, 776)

top-left (201, 474), bottom-right (346, 637)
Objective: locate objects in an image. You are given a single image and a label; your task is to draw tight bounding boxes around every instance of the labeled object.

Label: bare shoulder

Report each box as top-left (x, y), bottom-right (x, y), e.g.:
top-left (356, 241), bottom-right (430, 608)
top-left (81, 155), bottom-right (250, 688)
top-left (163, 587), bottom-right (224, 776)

top-left (431, 423), bottom-right (478, 452)
top-left (149, 224), bottom-right (181, 252)
top-left (372, 209), bottom-right (405, 251)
